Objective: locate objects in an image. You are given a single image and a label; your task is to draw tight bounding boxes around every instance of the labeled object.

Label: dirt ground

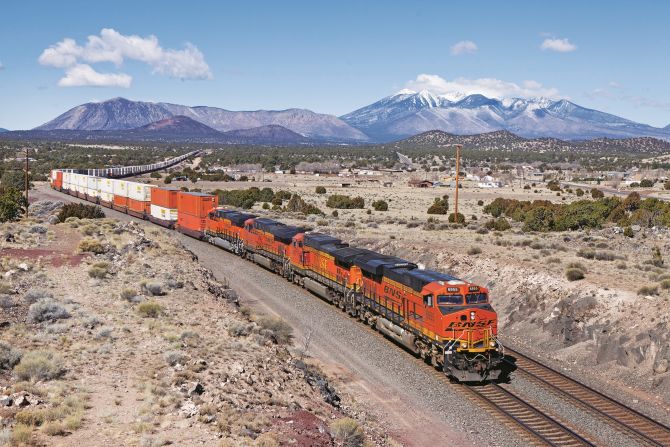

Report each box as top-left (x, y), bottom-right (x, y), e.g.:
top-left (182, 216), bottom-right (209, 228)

top-left (0, 204), bottom-right (402, 446)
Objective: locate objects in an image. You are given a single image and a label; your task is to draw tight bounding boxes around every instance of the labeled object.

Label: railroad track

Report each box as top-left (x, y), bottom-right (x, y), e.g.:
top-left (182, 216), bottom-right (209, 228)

top-left (463, 383), bottom-right (595, 447)
top-left (507, 347), bottom-right (670, 447)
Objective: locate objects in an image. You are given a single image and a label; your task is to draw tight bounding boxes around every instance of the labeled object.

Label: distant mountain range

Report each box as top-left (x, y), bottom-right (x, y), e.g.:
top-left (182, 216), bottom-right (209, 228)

top-left (3, 115), bottom-right (309, 145)
top-left (0, 128), bottom-right (8, 133)
top-left (35, 97), bottom-right (366, 142)
top-left (4, 93), bottom-right (670, 145)
top-left (341, 90), bottom-right (670, 141)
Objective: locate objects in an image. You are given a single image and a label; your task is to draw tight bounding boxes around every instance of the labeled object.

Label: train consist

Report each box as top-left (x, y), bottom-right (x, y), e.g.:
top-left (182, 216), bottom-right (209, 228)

top-left (50, 169), bottom-right (504, 381)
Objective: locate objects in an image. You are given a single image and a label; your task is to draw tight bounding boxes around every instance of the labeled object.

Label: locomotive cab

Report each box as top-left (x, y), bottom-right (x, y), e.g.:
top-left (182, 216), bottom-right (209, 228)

top-left (423, 282), bottom-right (503, 382)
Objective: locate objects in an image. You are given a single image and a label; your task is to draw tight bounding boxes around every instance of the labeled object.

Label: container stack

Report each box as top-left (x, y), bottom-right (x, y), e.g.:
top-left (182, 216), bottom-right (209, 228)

top-left (50, 170), bottom-right (63, 190)
top-left (176, 192), bottom-right (218, 238)
top-left (150, 188), bottom-right (179, 228)
top-left (127, 182), bottom-right (155, 218)
top-left (86, 176), bottom-right (100, 199)
top-left (112, 179), bottom-right (128, 211)
top-left (99, 177), bottom-right (115, 206)
top-left (62, 172), bottom-right (72, 192)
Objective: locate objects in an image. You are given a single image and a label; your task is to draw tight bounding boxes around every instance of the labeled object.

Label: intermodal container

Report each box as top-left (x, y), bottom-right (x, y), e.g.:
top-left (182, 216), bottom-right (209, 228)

top-left (86, 177), bottom-right (101, 197)
top-left (177, 192), bottom-right (217, 218)
top-left (112, 179), bottom-right (128, 198)
top-left (100, 192), bottom-right (114, 204)
top-left (128, 198), bottom-right (150, 214)
top-left (150, 204), bottom-right (178, 221)
top-left (151, 188), bottom-right (179, 209)
top-left (128, 182), bottom-right (155, 202)
top-left (177, 213), bottom-right (207, 234)
top-left (113, 195), bottom-right (128, 208)
top-left (63, 172), bottom-right (72, 189)
top-left (100, 178), bottom-right (114, 194)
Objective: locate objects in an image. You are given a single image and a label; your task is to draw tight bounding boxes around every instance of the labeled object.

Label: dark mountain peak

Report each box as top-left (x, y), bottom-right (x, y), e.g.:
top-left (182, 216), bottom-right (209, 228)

top-left (0, 128), bottom-right (8, 133)
top-left (224, 125), bottom-right (308, 144)
top-left (137, 115), bottom-right (219, 133)
top-left (455, 94), bottom-right (499, 108)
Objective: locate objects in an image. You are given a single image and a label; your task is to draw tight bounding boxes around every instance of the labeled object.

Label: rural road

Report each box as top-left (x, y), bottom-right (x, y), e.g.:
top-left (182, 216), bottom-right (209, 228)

top-left (35, 185), bottom-right (524, 447)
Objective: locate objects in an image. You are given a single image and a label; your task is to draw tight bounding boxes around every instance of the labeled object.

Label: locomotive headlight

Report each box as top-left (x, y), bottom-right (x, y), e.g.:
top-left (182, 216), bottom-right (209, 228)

top-left (460, 342), bottom-right (467, 349)
top-left (489, 341), bottom-right (496, 347)
top-left (470, 311), bottom-right (476, 320)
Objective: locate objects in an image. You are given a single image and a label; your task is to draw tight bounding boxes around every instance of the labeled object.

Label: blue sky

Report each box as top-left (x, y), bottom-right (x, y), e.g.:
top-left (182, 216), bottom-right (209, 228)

top-left (1, 0), bottom-right (670, 129)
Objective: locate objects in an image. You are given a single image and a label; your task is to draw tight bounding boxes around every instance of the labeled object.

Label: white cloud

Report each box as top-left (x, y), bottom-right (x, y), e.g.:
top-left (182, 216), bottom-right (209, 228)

top-left (39, 28), bottom-right (212, 87)
top-left (541, 38), bottom-right (577, 53)
top-left (58, 64), bottom-right (132, 88)
top-left (450, 40), bottom-right (478, 55)
top-left (406, 74), bottom-right (560, 100)
top-left (585, 85), bottom-right (670, 109)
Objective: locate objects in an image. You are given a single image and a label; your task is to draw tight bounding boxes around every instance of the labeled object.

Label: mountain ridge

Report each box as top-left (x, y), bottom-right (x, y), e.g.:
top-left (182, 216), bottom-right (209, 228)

top-left (341, 90), bottom-right (670, 142)
top-left (36, 98), bottom-right (368, 142)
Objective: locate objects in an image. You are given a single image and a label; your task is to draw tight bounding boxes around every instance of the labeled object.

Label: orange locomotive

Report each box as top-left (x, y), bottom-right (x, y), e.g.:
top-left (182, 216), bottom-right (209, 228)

top-left (205, 209), bottom-right (503, 381)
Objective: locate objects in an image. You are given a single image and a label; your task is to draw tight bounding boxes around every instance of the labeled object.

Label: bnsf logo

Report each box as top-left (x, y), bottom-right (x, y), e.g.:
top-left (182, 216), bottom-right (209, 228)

top-left (448, 319), bottom-right (495, 328)
top-left (383, 285), bottom-right (403, 299)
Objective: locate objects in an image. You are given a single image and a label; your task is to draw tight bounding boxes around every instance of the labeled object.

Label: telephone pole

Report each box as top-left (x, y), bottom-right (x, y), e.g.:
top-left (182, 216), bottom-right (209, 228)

top-left (454, 144), bottom-right (461, 220)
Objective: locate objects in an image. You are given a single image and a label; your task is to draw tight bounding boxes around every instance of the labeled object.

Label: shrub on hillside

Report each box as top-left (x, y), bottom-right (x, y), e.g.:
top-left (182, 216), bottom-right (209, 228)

top-left (372, 200), bottom-right (388, 211)
top-left (0, 341), bottom-right (21, 370)
top-left (640, 179), bottom-right (655, 188)
top-left (57, 203), bottom-right (104, 223)
top-left (78, 239), bottom-right (106, 254)
top-left (326, 194), bottom-right (365, 209)
top-left (565, 268), bottom-right (585, 281)
top-left (13, 350), bottom-right (65, 381)
top-left (448, 212), bottom-right (465, 223)
top-left (137, 302), bottom-right (162, 318)
top-left (427, 196), bottom-right (449, 215)
top-left (27, 299), bottom-right (70, 323)
top-left (257, 316), bottom-right (293, 344)
top-left (590, 188), bottom-right (604, 199)
top-left (330, 418), bottom-right (364, 447)
top-left (315, 186), bottom-right (326, 194)
top-left (485, 218), bottom-right (511, 231)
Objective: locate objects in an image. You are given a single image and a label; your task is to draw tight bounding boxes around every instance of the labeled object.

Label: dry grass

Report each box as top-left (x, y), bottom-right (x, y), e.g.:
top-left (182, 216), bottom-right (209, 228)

top-left (13, 350), bottom-right (65, 382)
top-left (78, 238), bottom-right (106, 254)
top-left (137, 302), bottom-right (163, 318)
top-left (330, 417), bottom-right (364, 447)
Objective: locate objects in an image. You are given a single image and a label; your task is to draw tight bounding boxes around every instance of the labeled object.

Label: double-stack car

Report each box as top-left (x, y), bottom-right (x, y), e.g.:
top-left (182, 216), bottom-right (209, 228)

top-left (51, 169), bottom-right (503, 381)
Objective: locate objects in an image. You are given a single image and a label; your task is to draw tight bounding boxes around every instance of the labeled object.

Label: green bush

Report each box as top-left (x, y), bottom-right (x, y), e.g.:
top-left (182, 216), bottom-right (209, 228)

top-left (78, 238), bottom-right (106, 254)
top-left (638, 285), bottom-right (659, 296)
top-left (565, 268), bottom-right (585, 281)
top-left (57, 203), bottom-right (104, 222)
top-left (372, 200), bottom-right (388, 211)
top-left (315, 186), bottom-right (326, 194)
top-left (326, 194), bottom-right (365, 209)
top-left (284, 194), bottom-right (323, 215)
top-left (150, 172), bottom-right (162, 179)
top-left (467, 246), bottom-right (482, 255)
top-left (0, 341), bottom-right (21, 370)
top-left (427, 195), bottom-right (449, 215)
top-left (485, 218), bottom-right (510, 231)
top-left (640, 179), bottom-right (655, 188)
top-left (448, 212), bottom-right (465, 223)
top-left (590, 188), bottom-right (604, 199)
top-left (623, 226), bottom-right (634, 238)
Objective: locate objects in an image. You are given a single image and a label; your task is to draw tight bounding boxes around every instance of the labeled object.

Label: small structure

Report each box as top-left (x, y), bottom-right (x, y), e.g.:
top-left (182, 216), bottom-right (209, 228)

top-left (409, 179), bottom-right (434, 188)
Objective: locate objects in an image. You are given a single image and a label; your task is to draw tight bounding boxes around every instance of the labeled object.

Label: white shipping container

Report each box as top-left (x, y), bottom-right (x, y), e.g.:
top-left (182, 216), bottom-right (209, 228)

top-left (100, 192), bottom-right (114, 203)
top-left (128, 182), bottom-right (155, 202)
top-left (86, 188), bottom-right (99, 198)
top-left (77, 174), bottom-right (88, 187)
top-left (150, 204), bottom-right (178, 221)
top-left (100, 178), bottom-right (114, 194)
top-left (112, 179), bottom-right (128, 197)
top-left (86, 176), bottom-right (100, 191)
top-left (63, 172), bottom-right (72, 188)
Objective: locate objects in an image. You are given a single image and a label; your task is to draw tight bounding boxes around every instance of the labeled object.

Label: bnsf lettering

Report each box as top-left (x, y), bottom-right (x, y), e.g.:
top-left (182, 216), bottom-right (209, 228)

top-left (447, 320), bottom-right (495, 328)
top-left (383, 285), bottom-right (404, 299)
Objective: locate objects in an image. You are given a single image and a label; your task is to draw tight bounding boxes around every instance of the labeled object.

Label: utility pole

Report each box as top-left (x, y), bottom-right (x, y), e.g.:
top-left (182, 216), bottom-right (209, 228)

top-left (454, 144), bottom-right (461, 220)
top-left (24, 147), bottom-right (29, 208)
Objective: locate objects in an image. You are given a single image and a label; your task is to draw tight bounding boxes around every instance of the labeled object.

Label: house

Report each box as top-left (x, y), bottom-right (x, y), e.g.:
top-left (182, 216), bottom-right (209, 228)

top-left (409, 179), bottom-right (434, 188)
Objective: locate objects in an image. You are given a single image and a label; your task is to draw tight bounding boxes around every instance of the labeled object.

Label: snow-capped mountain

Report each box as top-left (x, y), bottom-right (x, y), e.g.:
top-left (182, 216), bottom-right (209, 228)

top-left (341, 90), bottom-right (670, 141)
top-left (36, 97), bottom-right (368, 142)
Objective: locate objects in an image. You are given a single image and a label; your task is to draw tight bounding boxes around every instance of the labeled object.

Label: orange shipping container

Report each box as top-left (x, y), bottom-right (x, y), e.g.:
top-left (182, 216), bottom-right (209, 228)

top-left (113, 195), bottom-right (128, 207)
top-left (177, 213), bottom-right (207, 232)
top-left (152, 188), bottom-right (179, 209)
top-left (177, 192), bottom-right (217, 217)
top-left (128, 198), bottom-right (150, 214)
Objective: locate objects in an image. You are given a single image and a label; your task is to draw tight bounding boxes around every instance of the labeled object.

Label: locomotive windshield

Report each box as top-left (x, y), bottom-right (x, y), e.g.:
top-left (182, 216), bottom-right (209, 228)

top-left (466, 293), bottom-right (488, 304)
top-left (437, 294), bottom-right (463, 305)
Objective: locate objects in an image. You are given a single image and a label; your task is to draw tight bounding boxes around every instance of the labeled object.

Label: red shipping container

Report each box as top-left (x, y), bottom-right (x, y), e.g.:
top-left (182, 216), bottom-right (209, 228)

top-left (177, 192), bottom-right (217, 217)
top-left (152, 188), bottom-right (179, 209)
top-left (128, 198), bottom-right (150, 214)
top-left (113, 195), bottom-right (128, 207)
top-left (177, 213), bottom-right (207, 232)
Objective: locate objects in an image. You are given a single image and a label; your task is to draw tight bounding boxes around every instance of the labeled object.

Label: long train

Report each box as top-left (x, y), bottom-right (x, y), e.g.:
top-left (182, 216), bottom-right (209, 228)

top-left (50, 169), bottom-right (503, 381)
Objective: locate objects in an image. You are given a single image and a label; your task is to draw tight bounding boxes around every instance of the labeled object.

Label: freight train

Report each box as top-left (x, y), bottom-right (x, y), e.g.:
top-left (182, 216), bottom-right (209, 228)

top-left (50, 169), bottom-right (504, 381)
